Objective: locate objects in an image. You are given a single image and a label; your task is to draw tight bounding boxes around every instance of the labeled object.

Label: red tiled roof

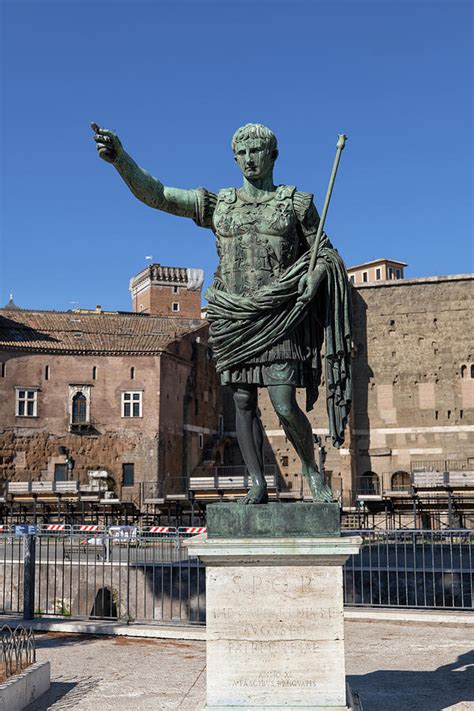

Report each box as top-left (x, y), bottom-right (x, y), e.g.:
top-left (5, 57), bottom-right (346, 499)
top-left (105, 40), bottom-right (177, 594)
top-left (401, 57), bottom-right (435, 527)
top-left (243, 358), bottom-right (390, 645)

top-left (0, 309), bottom-right (205, 355)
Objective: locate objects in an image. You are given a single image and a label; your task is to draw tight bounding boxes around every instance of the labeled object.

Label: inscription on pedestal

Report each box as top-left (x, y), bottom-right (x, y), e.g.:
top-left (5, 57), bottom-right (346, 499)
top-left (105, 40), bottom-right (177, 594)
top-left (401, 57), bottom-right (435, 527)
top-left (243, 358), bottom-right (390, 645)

top-left (206, 565), bottom-right (347, 707)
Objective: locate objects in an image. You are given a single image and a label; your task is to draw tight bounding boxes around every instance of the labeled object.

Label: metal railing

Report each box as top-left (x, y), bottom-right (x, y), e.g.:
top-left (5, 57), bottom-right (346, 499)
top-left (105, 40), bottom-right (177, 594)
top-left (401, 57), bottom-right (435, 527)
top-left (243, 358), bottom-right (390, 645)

top-left (344, 529), bottom-right (474, 609)
top-left (0, 529), bottom-right (471, 626)
top-left (0, 624), bottom-right (36, 681)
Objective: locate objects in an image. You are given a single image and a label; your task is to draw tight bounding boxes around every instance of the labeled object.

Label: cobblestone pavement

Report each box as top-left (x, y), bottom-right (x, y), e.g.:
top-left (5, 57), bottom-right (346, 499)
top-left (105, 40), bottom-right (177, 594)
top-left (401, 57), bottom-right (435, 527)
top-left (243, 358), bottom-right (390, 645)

top-left (29, 620), bottom-right (473, 710)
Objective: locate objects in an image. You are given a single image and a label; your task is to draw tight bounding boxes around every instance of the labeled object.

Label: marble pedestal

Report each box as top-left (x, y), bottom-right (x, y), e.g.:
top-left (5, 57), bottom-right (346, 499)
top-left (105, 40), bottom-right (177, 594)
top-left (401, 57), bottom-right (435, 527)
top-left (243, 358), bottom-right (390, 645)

top-left (187, 527), bottom-right (361, 710)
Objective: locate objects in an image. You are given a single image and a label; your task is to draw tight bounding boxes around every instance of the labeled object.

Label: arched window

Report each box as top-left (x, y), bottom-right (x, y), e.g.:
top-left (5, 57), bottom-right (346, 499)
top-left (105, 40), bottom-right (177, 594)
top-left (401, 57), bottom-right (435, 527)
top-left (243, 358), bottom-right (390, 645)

top-left (72, 392), bottom-right (87, 423)
top-left (461, 365), bottom-right (467, 378)
top-left (358, 471), bottom-right (380, 495)
top-left (471, 364), bottom-right (474, 379)
top-left (391, 471), bottom-right (411, 492)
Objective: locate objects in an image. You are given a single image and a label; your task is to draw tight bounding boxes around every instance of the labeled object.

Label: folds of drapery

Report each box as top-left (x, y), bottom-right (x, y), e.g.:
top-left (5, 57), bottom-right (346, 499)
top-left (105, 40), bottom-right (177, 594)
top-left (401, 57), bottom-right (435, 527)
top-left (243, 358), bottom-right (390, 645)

top-left (205, 238), bottom-right (353, 448)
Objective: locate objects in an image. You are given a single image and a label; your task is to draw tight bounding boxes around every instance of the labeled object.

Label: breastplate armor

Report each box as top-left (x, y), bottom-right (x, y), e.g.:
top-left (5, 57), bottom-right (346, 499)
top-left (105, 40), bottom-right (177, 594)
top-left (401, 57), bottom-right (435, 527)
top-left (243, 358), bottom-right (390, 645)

top-left (212, 185), bottom-right (300, 295)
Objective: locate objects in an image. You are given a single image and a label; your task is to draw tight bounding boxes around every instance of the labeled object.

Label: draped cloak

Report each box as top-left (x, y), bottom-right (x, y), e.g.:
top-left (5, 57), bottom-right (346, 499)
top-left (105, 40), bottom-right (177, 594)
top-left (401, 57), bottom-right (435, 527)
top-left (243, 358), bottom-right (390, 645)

top-left (205, 233), bottom-right (353, 448)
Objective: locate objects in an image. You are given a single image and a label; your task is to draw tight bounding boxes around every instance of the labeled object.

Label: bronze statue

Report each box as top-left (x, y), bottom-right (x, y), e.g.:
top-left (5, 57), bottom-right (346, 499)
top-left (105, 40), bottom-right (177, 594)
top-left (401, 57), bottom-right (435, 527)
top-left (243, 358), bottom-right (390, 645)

top-left (92, 122), bottom-right (352, 504)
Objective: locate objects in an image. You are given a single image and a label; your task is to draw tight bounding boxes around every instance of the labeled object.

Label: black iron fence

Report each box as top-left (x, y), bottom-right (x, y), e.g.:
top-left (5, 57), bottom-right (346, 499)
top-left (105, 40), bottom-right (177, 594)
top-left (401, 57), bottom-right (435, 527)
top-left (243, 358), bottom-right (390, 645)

top-left (0, 529), bottom-right (472, 625)
top-left (0, 624), bottom-right (36, 680)
top-left (344, 530), bottom-right (473, 609)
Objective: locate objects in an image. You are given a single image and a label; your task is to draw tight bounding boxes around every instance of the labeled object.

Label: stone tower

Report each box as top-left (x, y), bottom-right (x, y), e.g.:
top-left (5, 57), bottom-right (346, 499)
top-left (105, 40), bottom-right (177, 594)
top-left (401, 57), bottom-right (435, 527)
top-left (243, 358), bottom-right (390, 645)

top-left (129, 263), bottom-right (204, 318)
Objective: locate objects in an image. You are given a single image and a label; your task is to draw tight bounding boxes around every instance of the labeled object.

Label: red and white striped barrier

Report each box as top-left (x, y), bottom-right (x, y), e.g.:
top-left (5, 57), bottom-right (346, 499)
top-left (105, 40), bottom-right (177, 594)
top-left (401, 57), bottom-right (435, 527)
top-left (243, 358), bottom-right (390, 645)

top-left (46, 524), bottom-right (66, 531)
top-left (78, 525), bottom-right (100, 532)
top-left (148, 526), bottom-right (172, 533)
top-left (182, 527), bottom-right (207, 535)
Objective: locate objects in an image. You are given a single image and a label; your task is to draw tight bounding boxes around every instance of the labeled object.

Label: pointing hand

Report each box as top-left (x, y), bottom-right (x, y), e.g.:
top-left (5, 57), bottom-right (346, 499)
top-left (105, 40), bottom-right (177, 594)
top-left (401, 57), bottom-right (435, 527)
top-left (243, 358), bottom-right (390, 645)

top-left (91, 123), bottom-right (123, 164)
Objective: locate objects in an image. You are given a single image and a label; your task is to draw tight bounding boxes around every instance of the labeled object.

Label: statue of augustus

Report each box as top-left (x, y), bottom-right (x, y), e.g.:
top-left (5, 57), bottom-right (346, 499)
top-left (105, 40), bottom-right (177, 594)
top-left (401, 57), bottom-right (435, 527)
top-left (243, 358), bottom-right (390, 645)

top-left (93, 123), bottom-right (352, 504)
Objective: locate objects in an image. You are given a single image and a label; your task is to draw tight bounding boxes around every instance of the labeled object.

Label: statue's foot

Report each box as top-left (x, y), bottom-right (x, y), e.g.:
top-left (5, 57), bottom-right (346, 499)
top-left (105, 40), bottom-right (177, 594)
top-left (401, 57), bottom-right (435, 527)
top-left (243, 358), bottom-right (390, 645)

top-left (239, 483), bottom-right (269, 505)
top-left (306, 469), bottom-right (333, 503)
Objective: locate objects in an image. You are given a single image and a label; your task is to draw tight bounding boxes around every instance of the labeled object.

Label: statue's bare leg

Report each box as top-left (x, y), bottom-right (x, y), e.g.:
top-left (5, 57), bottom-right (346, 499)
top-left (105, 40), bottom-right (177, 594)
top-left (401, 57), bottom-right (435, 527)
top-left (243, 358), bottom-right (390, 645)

top-left (232, 385), bottom-right (268, 504)
top-left (267, 384), bottom-right (333, 503)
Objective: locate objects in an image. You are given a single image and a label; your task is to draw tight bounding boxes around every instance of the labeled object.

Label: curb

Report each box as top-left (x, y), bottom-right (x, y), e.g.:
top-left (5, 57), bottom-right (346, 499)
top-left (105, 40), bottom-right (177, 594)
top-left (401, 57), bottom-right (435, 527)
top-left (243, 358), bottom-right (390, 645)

top-left (26, 618), bottom-right (206, 640)
top-left (0, 661), bottom-right (50, 711)
top-left (344, 607), bottom-right (474, 627)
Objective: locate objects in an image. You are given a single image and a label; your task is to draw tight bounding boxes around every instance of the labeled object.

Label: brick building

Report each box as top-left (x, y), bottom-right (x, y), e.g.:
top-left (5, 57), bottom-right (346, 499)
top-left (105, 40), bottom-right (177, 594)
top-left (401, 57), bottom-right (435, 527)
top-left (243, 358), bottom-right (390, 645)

top-left (0, 268), bottom-right (221, 514)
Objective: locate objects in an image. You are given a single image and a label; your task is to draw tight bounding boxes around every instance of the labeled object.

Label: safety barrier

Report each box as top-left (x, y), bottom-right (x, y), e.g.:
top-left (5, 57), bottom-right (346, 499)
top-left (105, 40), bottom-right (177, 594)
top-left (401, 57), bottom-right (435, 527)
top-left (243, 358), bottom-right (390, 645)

top-left (0, 524), bottom-right (207, 539)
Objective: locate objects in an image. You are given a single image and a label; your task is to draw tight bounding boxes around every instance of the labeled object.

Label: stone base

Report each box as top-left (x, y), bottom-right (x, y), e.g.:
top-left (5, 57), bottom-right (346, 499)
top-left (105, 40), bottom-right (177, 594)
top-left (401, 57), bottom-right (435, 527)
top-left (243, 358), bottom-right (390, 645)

top-left (207, 502), bottom-right (340, 539)
top-left (187, 535), bottom-right (361, 710)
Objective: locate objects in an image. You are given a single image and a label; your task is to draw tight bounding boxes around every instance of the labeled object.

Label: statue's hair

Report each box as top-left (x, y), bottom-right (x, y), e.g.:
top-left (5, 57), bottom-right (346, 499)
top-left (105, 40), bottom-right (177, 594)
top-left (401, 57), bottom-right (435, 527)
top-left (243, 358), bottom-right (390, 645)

top-left (231, 123), bottom-right (277, 154)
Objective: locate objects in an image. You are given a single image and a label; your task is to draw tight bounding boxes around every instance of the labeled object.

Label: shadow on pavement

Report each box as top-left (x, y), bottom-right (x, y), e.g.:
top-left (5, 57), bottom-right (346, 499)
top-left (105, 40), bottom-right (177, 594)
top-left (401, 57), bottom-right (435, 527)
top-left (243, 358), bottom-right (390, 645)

top-left (26, 676), bottom-right (101, 710)
top-left (350, 649), bottom-right (474, 711)
top-left (34, 631), bottom-right (101, 649)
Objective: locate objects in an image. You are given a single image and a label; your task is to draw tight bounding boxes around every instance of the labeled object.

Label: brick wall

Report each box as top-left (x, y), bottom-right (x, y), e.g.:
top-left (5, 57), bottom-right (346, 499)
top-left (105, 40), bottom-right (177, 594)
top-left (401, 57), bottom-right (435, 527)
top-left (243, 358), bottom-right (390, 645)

top-left (132, 283), bottom-right (202, 319)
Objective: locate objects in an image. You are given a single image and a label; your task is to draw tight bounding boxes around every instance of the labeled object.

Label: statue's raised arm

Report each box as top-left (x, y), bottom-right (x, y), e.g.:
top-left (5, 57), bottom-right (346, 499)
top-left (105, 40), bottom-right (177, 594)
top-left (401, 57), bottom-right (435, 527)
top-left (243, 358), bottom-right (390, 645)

top-left (92, 123), bottom-right (197, 219)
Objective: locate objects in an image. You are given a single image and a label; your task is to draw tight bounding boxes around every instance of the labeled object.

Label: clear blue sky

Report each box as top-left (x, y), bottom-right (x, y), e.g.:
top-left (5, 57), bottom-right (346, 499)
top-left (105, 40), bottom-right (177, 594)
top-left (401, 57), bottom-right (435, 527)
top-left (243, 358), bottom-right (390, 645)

top-left (1, 0), bottom-right (472, 312)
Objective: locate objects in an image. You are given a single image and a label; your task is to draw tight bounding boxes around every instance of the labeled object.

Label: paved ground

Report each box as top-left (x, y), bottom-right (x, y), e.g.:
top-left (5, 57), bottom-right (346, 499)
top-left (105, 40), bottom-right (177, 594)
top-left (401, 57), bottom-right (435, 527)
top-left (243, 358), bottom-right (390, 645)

top-left (28, 620), bottom-right (473, 710)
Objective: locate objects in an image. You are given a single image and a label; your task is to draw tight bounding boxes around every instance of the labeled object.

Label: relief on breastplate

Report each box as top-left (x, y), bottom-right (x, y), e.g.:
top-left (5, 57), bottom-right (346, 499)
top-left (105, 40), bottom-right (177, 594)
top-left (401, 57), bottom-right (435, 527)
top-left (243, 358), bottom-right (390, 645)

top-left (213, 188), bottom-right (300, 294)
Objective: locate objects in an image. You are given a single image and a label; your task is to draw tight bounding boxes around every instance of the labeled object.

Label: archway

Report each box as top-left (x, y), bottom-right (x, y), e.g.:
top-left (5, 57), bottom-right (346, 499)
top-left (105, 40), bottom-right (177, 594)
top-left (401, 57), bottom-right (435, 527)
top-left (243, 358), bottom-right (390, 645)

top-left (358, 471), bottom-right (380, 495)
top-left (391, 470), bottom-right (411, 491)
top-left (90, 587), bottom-right (117, 619)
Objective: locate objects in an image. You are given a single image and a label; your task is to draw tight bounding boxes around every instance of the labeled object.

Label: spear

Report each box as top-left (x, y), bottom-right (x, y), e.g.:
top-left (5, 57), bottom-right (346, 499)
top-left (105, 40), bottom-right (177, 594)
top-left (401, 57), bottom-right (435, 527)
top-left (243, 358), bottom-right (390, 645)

top-left (309, 133), bottom-right (347, 272)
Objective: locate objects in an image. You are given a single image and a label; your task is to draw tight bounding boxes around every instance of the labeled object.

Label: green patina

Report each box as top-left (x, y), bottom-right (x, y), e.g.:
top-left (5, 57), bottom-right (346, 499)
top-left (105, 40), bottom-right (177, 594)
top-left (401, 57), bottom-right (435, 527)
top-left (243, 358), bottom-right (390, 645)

top-left (93, 121), bottom-right (352, 507)
top-left (206, 502), bottom-right (341, 539)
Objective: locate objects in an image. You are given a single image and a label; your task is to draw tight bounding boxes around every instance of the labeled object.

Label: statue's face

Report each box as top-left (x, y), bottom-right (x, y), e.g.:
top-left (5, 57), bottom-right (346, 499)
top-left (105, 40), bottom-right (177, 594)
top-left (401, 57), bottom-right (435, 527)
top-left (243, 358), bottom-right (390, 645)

top-left (233, 138), bottom-right (275, 180)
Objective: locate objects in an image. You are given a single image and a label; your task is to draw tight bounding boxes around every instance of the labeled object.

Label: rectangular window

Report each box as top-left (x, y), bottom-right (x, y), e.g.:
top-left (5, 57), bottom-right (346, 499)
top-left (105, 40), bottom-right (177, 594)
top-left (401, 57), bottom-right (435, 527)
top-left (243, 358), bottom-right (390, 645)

top-left (395, 269), bottom-right (401, 279)
top-left (198, 433), bottom-right (204, 449)
top-left (172, 285), bottom-right (179, 294)
top-left (15, 388), bottom-right (38, 417)
top-left (218, 414), bottom-right (224, 435)
top-left (388, 267), bottom-right (394, 279)
top-left (375, 268), bottom-right (381, 280)
top-left (54, 463), bottom-right (67, 482)
top-left (362, 271), bottom-right (368, 283)
top-left (349, 275), bottom-right (355, 284)
top-left (1, 362), bottom-right (5, 377)
top-left (281, 455), bottom-right (289, 467)
top-left (172, 302), bottom-right (180, 312)
top-left (122, 391), bottom-right (142, 417)
top-left (122, 463), bottom-right (135, 486)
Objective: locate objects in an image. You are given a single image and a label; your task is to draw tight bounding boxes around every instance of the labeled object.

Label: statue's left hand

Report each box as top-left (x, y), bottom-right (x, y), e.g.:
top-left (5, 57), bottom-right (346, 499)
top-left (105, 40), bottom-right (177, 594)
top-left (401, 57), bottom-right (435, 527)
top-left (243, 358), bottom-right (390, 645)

top-left (297, 266), bottom-right (326, 304)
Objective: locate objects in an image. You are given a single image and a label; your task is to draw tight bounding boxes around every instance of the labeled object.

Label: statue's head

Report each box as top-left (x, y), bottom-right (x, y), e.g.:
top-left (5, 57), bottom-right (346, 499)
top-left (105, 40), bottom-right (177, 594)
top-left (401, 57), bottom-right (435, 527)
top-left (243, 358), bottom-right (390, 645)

top-left (231, 123), bottom-right (278, 180)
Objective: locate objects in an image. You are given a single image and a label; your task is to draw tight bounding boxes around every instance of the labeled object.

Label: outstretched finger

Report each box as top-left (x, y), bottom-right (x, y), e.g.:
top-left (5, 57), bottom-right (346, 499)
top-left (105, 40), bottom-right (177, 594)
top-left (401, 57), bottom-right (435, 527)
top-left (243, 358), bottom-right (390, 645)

top-left (93, 127), bottom-right (116, 139)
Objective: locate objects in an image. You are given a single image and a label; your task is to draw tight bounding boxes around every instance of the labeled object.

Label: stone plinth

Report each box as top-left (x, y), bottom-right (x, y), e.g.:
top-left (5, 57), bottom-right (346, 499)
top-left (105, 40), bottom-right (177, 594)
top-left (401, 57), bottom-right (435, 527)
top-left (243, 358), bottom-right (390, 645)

top-left (187, 530), bottom-right (361, 710)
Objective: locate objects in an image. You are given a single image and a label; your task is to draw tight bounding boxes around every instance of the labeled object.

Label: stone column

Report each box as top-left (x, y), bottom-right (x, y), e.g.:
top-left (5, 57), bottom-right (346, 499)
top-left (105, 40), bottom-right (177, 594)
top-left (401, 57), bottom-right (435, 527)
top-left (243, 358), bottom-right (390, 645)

top-left (187, 503), bottom-right (362, 711)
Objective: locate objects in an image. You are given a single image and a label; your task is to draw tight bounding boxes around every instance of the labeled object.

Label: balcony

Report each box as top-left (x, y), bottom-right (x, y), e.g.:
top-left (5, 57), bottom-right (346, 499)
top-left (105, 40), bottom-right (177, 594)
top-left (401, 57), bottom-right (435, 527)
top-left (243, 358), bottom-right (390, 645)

top-left (68, 418), bottom-right (98, 434)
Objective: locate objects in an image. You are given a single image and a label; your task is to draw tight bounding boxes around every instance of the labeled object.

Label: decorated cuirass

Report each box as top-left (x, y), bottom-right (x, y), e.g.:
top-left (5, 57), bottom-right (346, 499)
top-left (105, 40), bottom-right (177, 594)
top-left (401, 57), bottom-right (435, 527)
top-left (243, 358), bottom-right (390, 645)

top-left (212, 185), bottom-right (301, 295)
